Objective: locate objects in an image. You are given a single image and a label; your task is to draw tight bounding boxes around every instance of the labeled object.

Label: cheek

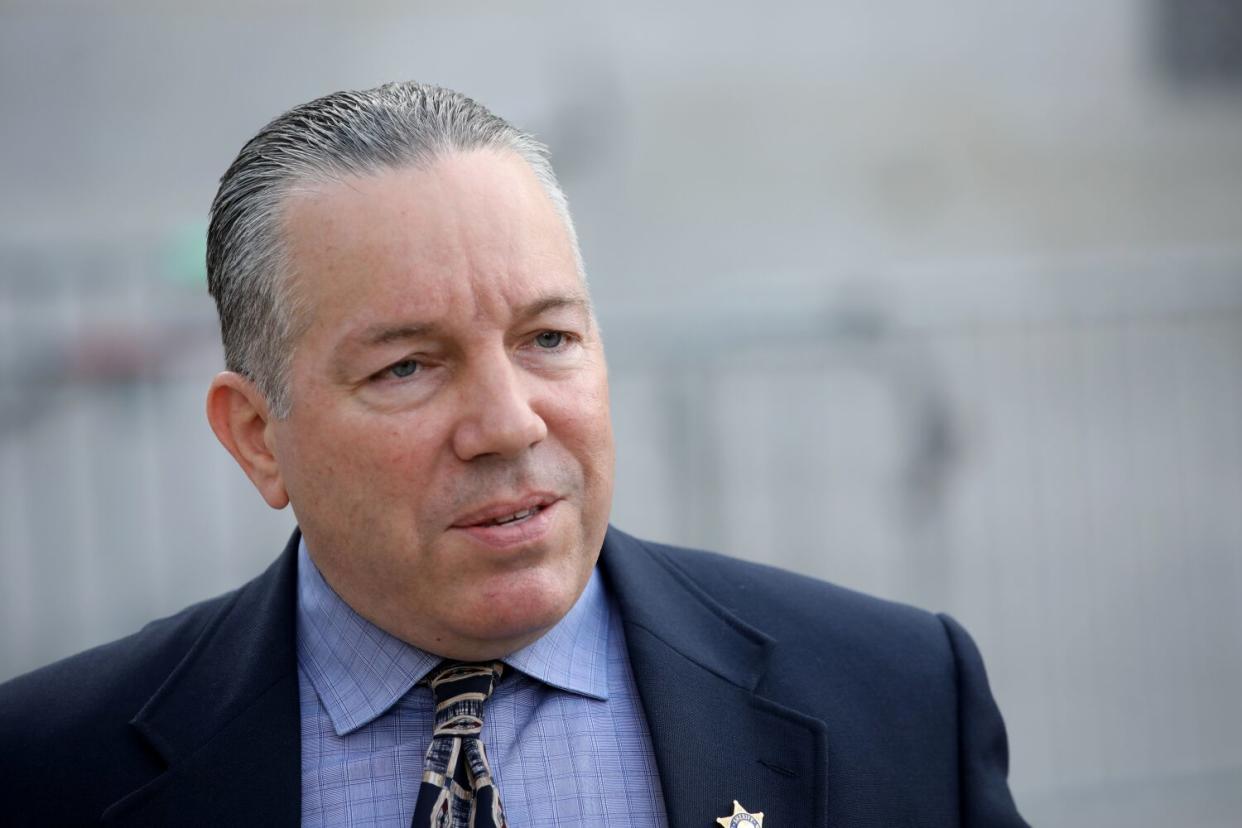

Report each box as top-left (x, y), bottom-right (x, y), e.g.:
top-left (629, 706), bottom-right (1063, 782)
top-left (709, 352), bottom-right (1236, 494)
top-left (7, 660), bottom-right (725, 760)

top-left (581, 377), bottom-right (615, 456)
top-left (348, 421), bottom-right (448, 495)
top-left (549, 381), bottom-right (615, 492)
top-left (549, 386), bottom-right (611, 448)
top-left (282, 409), bottom-right (440, 503)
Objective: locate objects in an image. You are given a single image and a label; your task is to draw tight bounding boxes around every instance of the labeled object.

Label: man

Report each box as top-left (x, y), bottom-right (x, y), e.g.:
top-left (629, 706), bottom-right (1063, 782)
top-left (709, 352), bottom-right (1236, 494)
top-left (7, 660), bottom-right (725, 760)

top-left (0, 82), bottom-right (1027, 826)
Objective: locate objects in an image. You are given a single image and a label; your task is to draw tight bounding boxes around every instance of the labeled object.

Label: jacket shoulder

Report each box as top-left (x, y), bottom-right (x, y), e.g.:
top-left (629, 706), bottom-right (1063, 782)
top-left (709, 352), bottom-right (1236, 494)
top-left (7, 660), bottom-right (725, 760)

top-left (0, 588), bottom-right (241, 799)
top-left (618, 532), bottom-right (1028, 826)
top-left (639, 535), bottom-right (948, 645)
top-left (622, 533), bottom-right (962, 707)
top-left (1, 588), bottom-right (239, 720)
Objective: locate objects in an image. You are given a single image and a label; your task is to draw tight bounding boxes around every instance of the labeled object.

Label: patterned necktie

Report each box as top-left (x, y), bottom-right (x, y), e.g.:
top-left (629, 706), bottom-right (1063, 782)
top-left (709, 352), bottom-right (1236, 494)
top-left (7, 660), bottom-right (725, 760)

top-left (410, 661), bottom-right (508, 828)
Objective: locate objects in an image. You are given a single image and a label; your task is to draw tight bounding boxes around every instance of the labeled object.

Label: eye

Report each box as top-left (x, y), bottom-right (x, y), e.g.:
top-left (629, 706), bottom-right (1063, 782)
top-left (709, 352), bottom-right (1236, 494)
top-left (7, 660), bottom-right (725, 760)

top-left (534, 330), bottom-right (566, 349)
top-left (385, 359), bottom-right (420, 379)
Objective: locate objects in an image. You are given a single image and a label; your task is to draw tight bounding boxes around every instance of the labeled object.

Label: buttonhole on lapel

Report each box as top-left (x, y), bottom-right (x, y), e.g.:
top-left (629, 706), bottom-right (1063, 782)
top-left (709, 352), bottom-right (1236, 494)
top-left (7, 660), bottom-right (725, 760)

top-left (758, 759), bottom-right (797, 778)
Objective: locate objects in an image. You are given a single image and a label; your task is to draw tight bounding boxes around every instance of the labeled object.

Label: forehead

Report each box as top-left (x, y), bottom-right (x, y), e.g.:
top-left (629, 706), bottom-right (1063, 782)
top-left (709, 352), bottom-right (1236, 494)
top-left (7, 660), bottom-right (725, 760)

top-left (279, 150), bottom-right (582, 342)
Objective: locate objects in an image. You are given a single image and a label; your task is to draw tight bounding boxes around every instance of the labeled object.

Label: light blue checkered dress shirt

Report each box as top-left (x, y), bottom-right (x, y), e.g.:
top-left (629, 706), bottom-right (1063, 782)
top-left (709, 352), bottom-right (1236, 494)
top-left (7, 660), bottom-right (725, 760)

top-left (296, 540), bottom-right (669, 826)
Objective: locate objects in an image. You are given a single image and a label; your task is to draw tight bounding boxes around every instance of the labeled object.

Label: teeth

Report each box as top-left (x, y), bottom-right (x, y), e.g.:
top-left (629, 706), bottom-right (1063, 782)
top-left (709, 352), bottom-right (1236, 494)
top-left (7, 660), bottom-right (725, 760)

top-left (489, 506), bottom-right (538, 526)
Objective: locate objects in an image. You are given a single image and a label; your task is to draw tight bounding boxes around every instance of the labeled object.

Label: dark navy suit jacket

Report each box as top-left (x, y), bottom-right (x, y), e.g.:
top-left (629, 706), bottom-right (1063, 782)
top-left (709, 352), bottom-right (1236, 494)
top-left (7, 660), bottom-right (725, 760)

top-left (0, 527), bottom-right (1028, 826)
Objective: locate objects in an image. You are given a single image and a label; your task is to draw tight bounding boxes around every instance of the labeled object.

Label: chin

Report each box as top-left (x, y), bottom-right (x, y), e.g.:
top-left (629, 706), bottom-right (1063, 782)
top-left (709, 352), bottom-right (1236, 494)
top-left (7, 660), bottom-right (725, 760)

top-left (463, 571), bottom-right (583, 647)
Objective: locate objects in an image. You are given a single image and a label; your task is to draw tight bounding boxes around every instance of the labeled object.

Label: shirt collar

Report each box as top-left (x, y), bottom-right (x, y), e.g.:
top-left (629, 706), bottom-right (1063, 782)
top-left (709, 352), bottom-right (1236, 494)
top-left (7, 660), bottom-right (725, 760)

top-left (296, 538), bottom-right (610, 736)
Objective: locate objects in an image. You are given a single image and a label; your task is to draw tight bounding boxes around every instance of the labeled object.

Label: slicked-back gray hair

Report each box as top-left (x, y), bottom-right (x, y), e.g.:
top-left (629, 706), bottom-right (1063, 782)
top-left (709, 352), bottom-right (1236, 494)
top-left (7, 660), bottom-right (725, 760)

top-left (206, 81), bottom-right (582, 418)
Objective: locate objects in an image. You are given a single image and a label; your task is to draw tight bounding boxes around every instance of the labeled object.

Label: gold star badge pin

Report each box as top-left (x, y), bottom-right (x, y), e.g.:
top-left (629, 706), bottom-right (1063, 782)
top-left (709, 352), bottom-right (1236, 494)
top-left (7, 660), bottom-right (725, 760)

top-left (716, 800), bottom-right (764, 827)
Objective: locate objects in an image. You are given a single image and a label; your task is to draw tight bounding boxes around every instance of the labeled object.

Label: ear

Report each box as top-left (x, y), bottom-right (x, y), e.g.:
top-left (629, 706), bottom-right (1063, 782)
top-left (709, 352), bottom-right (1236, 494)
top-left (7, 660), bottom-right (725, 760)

top-left (205, 371), bottom-right (290, 509)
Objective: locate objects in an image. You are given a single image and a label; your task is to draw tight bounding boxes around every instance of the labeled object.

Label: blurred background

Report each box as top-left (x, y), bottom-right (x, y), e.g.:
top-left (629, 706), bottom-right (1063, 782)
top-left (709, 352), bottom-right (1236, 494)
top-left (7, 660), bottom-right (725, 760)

top-left (3, 1), bottom-right (1242, 824)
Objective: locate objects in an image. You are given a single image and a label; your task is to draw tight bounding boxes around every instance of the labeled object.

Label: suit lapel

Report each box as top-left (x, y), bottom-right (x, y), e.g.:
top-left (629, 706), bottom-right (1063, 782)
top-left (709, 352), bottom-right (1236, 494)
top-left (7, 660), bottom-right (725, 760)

top-left (102, 533), bottom-right (302, 826)
top-left (601, 529), bottom-right (829, 828)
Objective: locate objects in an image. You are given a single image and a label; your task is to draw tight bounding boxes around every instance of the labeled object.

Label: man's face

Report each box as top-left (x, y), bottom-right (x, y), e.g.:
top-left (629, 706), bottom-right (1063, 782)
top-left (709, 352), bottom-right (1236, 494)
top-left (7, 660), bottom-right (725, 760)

top-left (272, 151), bottom-right (614, 659)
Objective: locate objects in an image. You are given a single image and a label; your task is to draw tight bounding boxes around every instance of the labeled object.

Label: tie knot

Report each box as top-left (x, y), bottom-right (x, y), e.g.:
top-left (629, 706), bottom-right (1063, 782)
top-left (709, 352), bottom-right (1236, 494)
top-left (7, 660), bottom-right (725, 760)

top-left (426, 661), bottom-right (504, 737)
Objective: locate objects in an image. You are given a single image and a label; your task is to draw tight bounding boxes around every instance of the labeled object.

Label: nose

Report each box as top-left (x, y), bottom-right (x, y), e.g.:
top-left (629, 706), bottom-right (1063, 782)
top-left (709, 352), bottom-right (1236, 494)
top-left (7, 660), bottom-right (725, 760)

top-left (450, 349), bottom-right (548, 461)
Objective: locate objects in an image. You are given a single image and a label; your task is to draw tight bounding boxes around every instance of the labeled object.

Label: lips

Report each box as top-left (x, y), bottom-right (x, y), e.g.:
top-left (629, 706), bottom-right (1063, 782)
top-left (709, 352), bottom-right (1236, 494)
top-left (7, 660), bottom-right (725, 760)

top-left (449, 494), bottom-right (562, 550)
top-left (451, 494), bottom-right (559, 529)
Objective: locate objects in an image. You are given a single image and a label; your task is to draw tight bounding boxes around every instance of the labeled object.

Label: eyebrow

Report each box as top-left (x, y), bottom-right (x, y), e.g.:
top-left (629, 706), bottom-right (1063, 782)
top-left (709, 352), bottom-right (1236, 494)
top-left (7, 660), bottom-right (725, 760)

top-left (346, 293), bottom-right (593, 349)
top-left (513, 294), bottom-right (593, 326)
top-left (354, 322), bottom-right (439, 348)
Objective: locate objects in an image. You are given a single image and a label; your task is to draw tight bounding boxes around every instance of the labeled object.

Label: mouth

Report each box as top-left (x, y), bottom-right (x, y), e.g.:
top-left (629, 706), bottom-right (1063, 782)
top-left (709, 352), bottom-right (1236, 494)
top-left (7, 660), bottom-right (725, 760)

top-left (449, 495), bottom-right (562, 550)
top-left (472, 504), bottom-right (545, 527)
top-left (451, 494), bottom-right (560, 530)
